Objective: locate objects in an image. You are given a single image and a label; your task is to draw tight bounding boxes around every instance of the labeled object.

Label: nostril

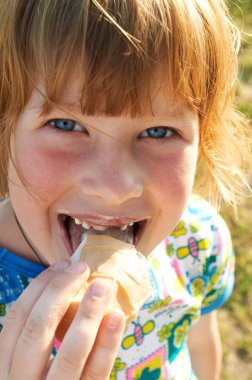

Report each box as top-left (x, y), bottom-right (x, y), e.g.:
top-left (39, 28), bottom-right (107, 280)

top-left (83, 186), bottom-right (143, 205)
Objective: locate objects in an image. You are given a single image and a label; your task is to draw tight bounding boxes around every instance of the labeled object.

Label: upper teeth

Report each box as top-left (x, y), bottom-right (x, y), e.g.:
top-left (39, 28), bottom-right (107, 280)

top-left (74, 218), bottom-right (134, 231)
top-left (82, 221), bottom-right (91, 230)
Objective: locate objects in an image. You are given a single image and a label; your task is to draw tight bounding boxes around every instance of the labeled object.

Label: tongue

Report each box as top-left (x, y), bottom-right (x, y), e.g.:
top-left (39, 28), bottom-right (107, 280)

top-left (88, 226), bottom-right (133, 244)
top-left (68, 219), bottom-right (83, 252)
top-left (68, 219), bottom-right (133, 252)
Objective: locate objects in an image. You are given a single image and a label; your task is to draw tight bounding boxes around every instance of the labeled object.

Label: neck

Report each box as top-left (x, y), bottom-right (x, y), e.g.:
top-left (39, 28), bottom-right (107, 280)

top-left (13, 211), bottom-right (46, 266)
top-left (0, 198), bottom-right (46, 265)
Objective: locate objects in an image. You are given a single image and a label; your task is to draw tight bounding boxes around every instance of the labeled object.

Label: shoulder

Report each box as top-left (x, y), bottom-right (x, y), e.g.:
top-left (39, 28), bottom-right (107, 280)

top-left (170, 195), bottom-right (231, 249)
top-left (184, 195), bottom-right (227, 229)
top-left (165, 195), bottom-right (234, 280)
top-left (166, 196), bottom-right (234, 312)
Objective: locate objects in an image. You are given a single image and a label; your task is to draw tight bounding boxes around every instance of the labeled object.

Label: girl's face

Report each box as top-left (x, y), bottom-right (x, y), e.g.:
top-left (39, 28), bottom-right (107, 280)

top-left (8, 74), bottom-right (199, 264)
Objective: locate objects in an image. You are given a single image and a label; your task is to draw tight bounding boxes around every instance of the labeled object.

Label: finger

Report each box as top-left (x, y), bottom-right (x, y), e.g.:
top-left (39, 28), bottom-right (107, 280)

top-left (47, 278), bottom-right (113, 380)
top-left (8, 261), bottom-right (90, 380)
top-left (81, 309), bottom-right (125, 380)
top-left (0, 260), bottom-right (68, 377)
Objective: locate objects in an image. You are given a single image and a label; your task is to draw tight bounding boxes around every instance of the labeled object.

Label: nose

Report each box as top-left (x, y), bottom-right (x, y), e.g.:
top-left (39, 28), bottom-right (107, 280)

top-left (79, 143), bottom-right (144, 205)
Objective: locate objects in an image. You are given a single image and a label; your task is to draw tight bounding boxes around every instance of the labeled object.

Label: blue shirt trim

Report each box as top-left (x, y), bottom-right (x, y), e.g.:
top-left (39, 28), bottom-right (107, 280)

top-left (201, 274), bottom-right (235, 315)
top-left (0, 247), bottom-right (47, 278)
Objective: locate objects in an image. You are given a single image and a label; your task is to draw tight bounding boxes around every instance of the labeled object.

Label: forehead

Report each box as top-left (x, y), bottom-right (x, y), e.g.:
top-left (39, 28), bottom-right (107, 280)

top-left (29, 68), bottom-right (195, 121)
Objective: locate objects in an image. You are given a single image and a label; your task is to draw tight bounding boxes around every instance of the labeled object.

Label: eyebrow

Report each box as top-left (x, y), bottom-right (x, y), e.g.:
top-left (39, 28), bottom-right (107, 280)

top-left (35, 99), bottom-right (194, 119)
top-left (28, 91), bottom-right (198, 132)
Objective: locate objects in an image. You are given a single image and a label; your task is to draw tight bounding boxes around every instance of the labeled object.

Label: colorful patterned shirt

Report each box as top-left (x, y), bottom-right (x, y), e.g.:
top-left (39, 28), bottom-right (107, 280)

top-left (0, 198), bottom-right (234, 379)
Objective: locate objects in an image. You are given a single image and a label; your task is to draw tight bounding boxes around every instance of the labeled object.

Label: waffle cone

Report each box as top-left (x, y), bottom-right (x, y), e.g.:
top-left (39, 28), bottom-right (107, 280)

top-left (56, 235), bottom-right (152, 341)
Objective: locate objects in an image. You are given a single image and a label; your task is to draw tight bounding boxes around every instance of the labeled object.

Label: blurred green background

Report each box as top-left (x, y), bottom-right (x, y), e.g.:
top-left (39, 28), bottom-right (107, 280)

top-left (218, 1), bottom-right (252, 379)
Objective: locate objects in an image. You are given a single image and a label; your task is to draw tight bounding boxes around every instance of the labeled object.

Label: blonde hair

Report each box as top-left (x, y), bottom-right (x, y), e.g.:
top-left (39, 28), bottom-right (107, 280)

top-left (0, 0), bottom-right (251, 206)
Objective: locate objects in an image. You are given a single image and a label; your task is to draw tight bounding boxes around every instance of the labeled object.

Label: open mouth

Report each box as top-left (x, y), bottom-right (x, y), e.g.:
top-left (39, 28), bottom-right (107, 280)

top-left (58, 214), bottom-right (148, 255)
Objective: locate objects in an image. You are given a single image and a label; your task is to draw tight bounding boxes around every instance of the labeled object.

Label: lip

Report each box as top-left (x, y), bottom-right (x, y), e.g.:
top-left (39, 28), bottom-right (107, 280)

top-left (60, 213), bottom-right (147, 227)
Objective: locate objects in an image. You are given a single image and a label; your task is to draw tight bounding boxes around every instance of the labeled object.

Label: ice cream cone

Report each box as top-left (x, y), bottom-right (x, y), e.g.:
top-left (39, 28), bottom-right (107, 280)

top-left (55, 235), bottom-right (153, 341)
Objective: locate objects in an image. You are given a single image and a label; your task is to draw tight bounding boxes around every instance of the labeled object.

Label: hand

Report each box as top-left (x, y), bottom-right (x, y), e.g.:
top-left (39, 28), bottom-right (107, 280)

top-left (0, 260), bottom-right (125, 380)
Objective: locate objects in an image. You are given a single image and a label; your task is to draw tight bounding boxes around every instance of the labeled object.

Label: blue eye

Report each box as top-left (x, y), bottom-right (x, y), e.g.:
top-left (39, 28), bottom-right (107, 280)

top-left (47, 119), bottom-right (84, 132)
top-left (141, 127), bottom-right (173, 138)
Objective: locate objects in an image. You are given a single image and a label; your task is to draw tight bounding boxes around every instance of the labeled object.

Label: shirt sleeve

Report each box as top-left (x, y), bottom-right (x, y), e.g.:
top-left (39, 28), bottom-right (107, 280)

top-left (169, 197), bottom-right (235, 316)
top-left (200, 211), bottom-right (235, 315)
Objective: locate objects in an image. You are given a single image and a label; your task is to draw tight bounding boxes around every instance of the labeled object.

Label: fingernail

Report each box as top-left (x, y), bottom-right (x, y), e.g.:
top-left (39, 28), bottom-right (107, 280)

top-left (64, 261), bottom-right (88, 274)
top-left (106, 311), bottom-right (123, 329)
top-left (89, 278), bottom-right (112, 298)
top-left (50, 259), bottom-right (70, 271)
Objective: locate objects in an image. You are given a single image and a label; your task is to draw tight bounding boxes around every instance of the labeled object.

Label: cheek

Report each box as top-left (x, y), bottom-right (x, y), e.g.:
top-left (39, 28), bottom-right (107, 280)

top-left (11, 139), bottom-right (75, 197)
top-left (143, 147), bottom-right (197, 200)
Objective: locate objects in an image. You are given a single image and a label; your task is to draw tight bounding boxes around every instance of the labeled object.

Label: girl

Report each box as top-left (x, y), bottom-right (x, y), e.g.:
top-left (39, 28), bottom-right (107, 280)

top-left (0, 0), bottom-right (250, 379)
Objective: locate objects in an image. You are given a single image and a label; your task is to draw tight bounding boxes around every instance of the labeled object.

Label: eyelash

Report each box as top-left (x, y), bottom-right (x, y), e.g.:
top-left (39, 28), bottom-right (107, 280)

top-left (45, 118), bottom-right (178, 140)
top-left (139, 127), bottom-right (176, 139)
top-left (46, 119), bottom-right (85, 133)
